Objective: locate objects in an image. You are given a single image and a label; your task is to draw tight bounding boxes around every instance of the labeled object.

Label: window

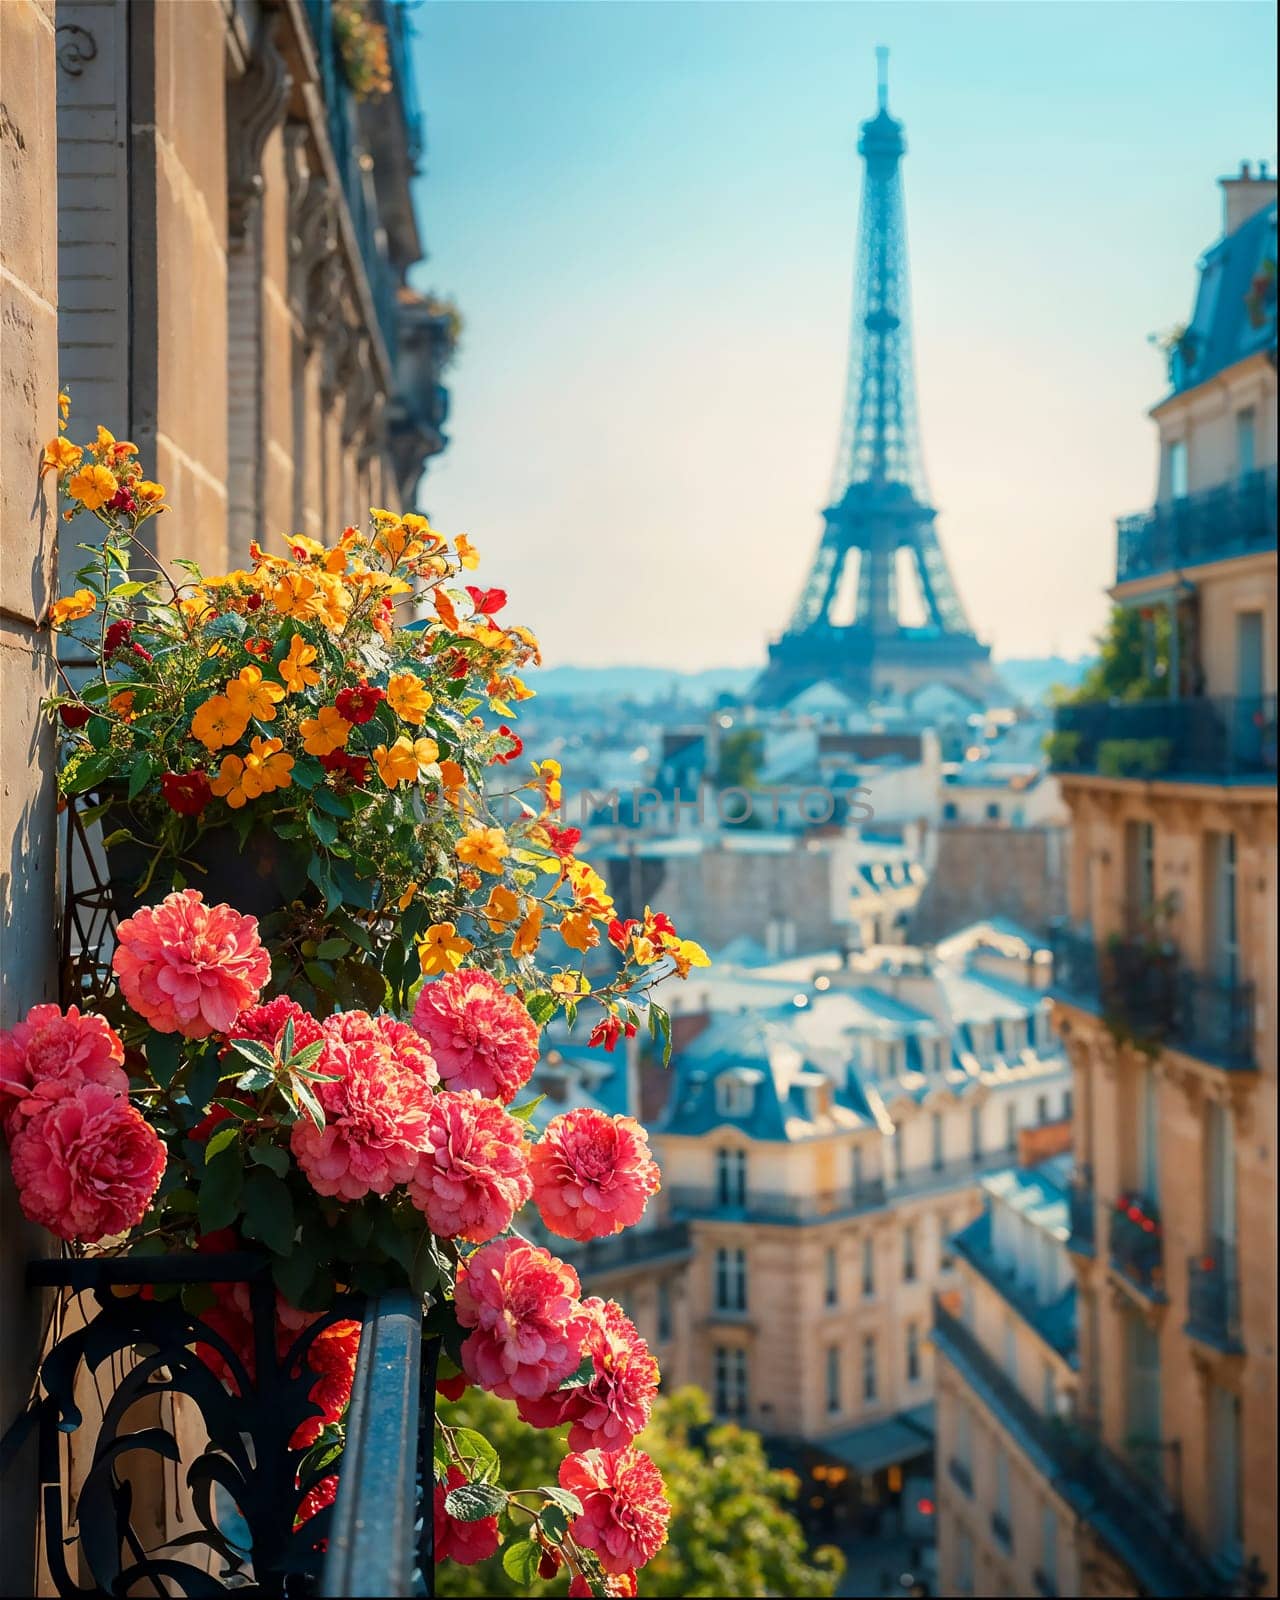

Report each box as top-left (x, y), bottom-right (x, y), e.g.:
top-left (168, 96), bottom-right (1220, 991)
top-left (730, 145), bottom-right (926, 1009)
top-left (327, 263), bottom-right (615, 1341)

top-left (955, 1527), bottom-right (974, 1593)
top-left (903, 1223), bottom-right (917, 1282)
top-left (1002, 1318), bottom-right (1018, 1385)
top-left (852, 1143), bottom-right (865, 1195)
top-left (994, 1448), bottom-right (1012, 1546)
top-left (1124, 1314), bottom-right (1162, 1481)
top-left (942, 801), bottom-right (958, 821)
top-left (954, 1402), bottom-right (973, 1474)
top-left (985, 801), bottom-right (1000, 821)
top-left (714, 1247), bottom-right (747, 1313)
top-left (906, 1322), bottom-right (921, 1383)
top-left (1041, 1504), bottom-right (1059, 1593)
top-left (1036, 1092), bottom-right (1049, 1125)
top-left (656, 1280), bottom-right (672, 1344)
top-left (861, 1235), bottom-right (875, 1298)
top-left (1205, 831), bottom-right (1240, 986)
top-left (1062, 1088), bottom-right (1073, 1121)
top-left (862, 1335), bottom-right (878, 1402)
top-left (1005, 1100), bottom-right (1018, 1152)
top-left (824, 1246), bottom-right (839, 1307)
top-left (1168, 438), bottom-right (1188, 500)
top-left (1237, 407), bottom-right (1256, 477)
top-left (1210, 1386), bottom-right (1244, 1558)
top-left (1237, 610), bottom-right (1264, 701)
top-left (1042, 1362), bottom-right (1056, 1417)
top-left (825, 1345), bottom-right (841, 1414)
top-left (969, 1104), bottom-right (982, 1159)
top-left (1125, 820), bottom-right (1156, 927)
top-left (1138, 1066), bottom-right (1160, 1198)
top-left (714, 1346), bottom-right (748, 1420)
top-left (716, 1077), bottom-right (755, 1118)
top-left (891, 1127), bottom-right (904, 1182)
top-left (1206, 1101), bottom-right (1237, 1246)
top-left (716, 1148), bottom-right (747, 1208)
top-left (930, 1112), bottom-right (944, 1170)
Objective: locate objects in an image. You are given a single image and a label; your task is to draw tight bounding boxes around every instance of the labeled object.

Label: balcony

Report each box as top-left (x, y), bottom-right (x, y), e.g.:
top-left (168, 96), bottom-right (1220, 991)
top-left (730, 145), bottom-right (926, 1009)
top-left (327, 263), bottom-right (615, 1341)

top-left (570, 1220), bottom-right (692, 1280)
top-left (1109, 1193), bottom-right (1165, 1301)
top-left (1050, 927), bottom-right (1256, 1071)
top-left (1033, 1567), bottom-right (1058, 1597)
top-left (991, 1509), bottom-right (1013, 1550)
top-left (1115, 467), bottom-right (1277, 584)
top-left (1050, 694), bottom-right (1277, 784)
top-left (1185, 1238), bottom-right (1243, 1353)
top-left (1068, 1166), bottom-right (1096, 1256)
top-left (948, 1455), bottom-right (973, 1495)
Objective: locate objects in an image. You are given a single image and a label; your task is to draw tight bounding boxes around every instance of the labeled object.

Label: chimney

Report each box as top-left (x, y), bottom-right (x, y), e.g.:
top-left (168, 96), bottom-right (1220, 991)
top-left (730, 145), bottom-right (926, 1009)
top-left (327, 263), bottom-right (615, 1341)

top-left (1220, 160), bottom-right (1278, 236)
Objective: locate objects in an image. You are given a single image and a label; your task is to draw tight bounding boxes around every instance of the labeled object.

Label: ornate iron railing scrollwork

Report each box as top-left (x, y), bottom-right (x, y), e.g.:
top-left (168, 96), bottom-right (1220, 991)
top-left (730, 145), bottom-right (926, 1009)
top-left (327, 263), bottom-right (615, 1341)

top-left (0, 1254), bottom-right (438, 1598)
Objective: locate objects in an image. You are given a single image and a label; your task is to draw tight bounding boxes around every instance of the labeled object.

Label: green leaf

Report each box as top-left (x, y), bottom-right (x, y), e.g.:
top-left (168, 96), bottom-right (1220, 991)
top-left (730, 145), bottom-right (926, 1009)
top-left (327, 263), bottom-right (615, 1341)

top-left (197, 1143), bottom-right (243, 1232)
top-left (88, 716), bottom-right (112, 750)
top-left (293, 1077), bottom-right (325, 1131)
top-left (249, 1142), bottom-right (290, 1177)
top-left (444, 1481), bottom-right (507, 1523)
top-left (235, 1065), bottom-right (274, 1093)
top-left (109, 579), bottom-right (151, 598)
top-left (556, 1354), bottom-right (597, 1391)
top-left (508, 1096), bottom-right (544, 1124)
top-left (147, 1033), bottom-right (182, 1090)
top-left (410, 1227), bottom-right (447, 1298)
top-left (538, 1485), bottom-right (584, 1519)
top-left (229, 1038), bottom-right (278, 1072)
top-left (525, 993), bottom-right (558, 1026)
top-left (312, 787), bottom-right (355, 820)
top-left (539, 1503), bottom-right (569, 1543)
top-left (452, 1428), bottom-right (501, 1485)
top-left (500, 1539), bottom-right (540, 1584)
top-left (291, 755), bottom-right (325, 791)
top-left (288, 1039), bottom-right (326, 1071)
top-left (183, 1046), bottom-right (224, 1119)
top-left (240, 1169), bottom-right (296, 1256)
top-left (127, 750), bottom-right (159, 801)
top-left (204, 1125), bottom-right (240, 1162)
top-left (272, 1242), bottom-right (318, 1306)
top-left (307, 809), bottom-right (340, 847)
top-left (313, 938), bottom-right (350, 961)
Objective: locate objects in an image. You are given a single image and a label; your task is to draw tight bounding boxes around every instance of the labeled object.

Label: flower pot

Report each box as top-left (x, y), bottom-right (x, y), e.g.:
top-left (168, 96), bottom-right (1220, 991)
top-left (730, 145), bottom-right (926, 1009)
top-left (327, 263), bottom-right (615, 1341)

top-left (98, 791), bottom-right (311, 922)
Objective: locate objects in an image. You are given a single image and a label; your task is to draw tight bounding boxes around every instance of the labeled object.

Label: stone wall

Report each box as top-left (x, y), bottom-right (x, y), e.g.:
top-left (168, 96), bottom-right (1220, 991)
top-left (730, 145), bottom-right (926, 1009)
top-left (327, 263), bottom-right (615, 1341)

top-left (911, 822), bottom-right (1068, 944)
top-left (0, 2), bottom-right (62, 1588)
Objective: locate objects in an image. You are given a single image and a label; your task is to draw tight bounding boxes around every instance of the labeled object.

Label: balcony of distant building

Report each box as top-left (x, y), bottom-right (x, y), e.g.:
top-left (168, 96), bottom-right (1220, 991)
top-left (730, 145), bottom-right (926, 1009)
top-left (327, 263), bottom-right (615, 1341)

top-left (1185, 1236), bottom-right (1244, 1355)
top-left (1050, 694), bottom-right (1276, 785)
top-left (1115, 467), bottom-right (1277, 587)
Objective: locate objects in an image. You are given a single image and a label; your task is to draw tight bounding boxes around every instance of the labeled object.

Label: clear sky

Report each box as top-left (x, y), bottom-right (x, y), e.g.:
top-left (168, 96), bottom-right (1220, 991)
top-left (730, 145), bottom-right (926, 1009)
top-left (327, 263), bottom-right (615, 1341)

top-left (407, 0), bottom-right (1277, 672)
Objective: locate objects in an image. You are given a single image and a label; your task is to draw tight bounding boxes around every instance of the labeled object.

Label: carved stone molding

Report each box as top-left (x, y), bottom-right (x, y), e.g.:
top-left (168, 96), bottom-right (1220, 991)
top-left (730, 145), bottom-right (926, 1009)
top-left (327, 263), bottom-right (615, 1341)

top-left (227, 31), bottom-right (293, 245)
top-left (285, 125), bottom-right (345, 339)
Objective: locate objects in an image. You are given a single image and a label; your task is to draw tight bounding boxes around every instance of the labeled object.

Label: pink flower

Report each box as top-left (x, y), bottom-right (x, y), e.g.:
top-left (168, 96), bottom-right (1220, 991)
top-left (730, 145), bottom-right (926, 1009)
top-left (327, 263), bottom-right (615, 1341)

top-left (530, 1110), bottom-right (660, 1242)
top-left (290, 1011), bottom-right (435, 1200)
top-left (411, 970), bottom-right (539, 1104)
top-left (455, 1238), bottom-right (591, 1400)
top-left (229, 995), bottom-right (324, 1055)
top-left (559, 1448), bottom-right (670, 1576)
top-left (408, 1091), bottom-right (532, 1243)
top-left (0, 1003), bottom-right (127, 1140)
top-left (434, 1466), bottom-right (501, 1566)
top-left (518, 1298), bottom-right (658, 1451)
top-left (113, 890), bottom-right (270, 1038)
top-left (9, 1082), bottom-right (166, 1242)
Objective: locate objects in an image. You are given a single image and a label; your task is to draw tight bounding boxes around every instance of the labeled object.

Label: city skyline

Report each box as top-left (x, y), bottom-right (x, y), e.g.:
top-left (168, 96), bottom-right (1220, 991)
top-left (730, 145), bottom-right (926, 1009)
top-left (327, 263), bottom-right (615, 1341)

top-left (410, 0), bottom-right (1277, 671)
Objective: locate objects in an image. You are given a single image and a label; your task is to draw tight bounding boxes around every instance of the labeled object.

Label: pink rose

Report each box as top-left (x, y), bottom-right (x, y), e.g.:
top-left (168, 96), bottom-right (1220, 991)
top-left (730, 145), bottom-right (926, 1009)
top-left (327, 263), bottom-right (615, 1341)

top-left (9, 1082), bottom-right (166, 1242)
top-left (408, 1091), bottom-right (532, 1243)
top-left (530, 1109), bottom-right (660, 1242)
top-left (455, 1238), bottom-right (591, 1400)
top-left (559, 1447), bottom-right (670, 1576)
top-left (228, 995), bottom-right (324, 1055)
top-left (411, 970), bottom-right (539, 1103)
top-left (0, 1003), bottom-right (127, 1140)
top-left (518, 1298), bottom-right (658, 1451)
top-left (113, 890), bottom-right (270, 1038)
top-left (434, 1466), bottom-right (501, 1566)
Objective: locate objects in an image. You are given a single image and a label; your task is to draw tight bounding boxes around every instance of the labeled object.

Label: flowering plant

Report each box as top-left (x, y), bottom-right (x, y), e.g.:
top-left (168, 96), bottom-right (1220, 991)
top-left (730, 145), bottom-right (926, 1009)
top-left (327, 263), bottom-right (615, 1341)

top-left (332, 0), bottom-right (393, 99)
top-left (11, 420), bottom-right (713, 1593)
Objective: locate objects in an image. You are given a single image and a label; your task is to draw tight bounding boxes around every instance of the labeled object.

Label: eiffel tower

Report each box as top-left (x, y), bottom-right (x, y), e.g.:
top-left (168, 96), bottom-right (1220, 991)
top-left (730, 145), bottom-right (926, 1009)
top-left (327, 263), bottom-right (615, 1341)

top-left (756, 50), bottom-right (998, 707)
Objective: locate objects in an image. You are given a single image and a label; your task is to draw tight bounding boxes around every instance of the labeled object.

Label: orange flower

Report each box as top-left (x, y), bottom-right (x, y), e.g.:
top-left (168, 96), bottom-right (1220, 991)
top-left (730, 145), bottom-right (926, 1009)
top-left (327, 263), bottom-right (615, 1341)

top-left (454, 534), bottom-right (481, 570)
top-left (438, 759), bottom-right (466, 795)
top-left (191, 694), bottom-right (250, 750)
top-left (558, 911), bottom-right (599, 954)
top-left (224, 665), bottom-right (285, 723)
top-left (398, 881), bottom-right (418, 911)
top-left (434, 589), bottom-right (461, 631)
top-left (47, 588), bottom-right (97, 627)
top-left (67, 464), bottom-right (118, 510)
top-left (530, 759), bottom-right (562, 809)
top-left (482, 886), bottom-right (520, 932)
top-left (511, 904), bottom-right (543, 958)
top-left (300, 706), bottom-right (351, 756)
top-left (386, 671), bottom-right (432, 724)
top-left (110, 690), bottom-right (138, 721)
top-left (457, 825), bottom-right (509, 875)
top-left (373, 735), bottom-right (437, 789)
top-left (550, 971), bottom-right (590, 998)
top-left (136, 480), bottom-right (166, 504)
top-left (458, 869), bottom-right (482, 891)
top-left (41, 437), bottom-right (82, 477)
top-left (417, 922), bottom-right (473, 976)
top-left (244, 735), bottom-right (294, 794)
top-left (279, 634), bottom-right (321, 694)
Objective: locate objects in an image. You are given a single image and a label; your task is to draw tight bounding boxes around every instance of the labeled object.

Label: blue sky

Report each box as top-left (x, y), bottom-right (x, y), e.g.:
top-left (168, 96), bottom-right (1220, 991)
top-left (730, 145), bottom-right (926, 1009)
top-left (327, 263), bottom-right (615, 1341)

top-left (408, 1), bottom-right (1277, 671)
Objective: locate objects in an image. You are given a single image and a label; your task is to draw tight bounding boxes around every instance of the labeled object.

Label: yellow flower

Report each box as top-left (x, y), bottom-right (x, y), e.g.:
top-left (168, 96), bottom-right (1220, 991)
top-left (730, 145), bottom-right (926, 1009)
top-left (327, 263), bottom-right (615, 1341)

top-left (417, 922), bottom-right (473, 976)
top-left (373, 735), bottom-right (434, 789)
top-left (458, 869), bottom-right (482, 891)
top-left (668, 937), bottom-right (711, 979)
top-left (386, 671), bottom-right (432, 724)
top-left (551, 971), bottom-right (590, 998)
top-left (568, 860), bottom-right (614, 918)
top-left (300, 706), bottom-right (352, 756)
top-left (268, 569), bottom-right (320, 619)
top-left (457, 825), bottom-right (509, 876)
top-left (244, 735), bottom-right (294, 794)
top-left (455, 533), bottom-right (480, 570)
top-left (210, 754), bottom-right (252, 809)
top-left (482, 885), bottom-right (520, 932)
top-left (89, 425), bottom-right (117, 456)
top-left (58, 391), bottom-right (71, 426)
top-left (67, 464), bottom-right (118, 510)
top-left (287, 535), bottom-right (329, 562)
top-left (47, 588), bottom-right (97, 627)
top-left (531, 759), bottom-right (562, 809)
top-left (558, 911), bottom-right (600, 954)
top-left (41, 437), bottom-right (82, 477)
top-left (511, 904), bottom-right (543, 958)
top-left (398, 881), bottom-right (418, 911)
top-left (280, 634), bottom-right (321, 694)
top-left (224, 665), bottom-right (285, 723)
top-left (191, 694), bottom-right (250, 750)
top-left (136, 480), bottom-right (166, 505)
top-left (438, 759), bottom-right (466, 796)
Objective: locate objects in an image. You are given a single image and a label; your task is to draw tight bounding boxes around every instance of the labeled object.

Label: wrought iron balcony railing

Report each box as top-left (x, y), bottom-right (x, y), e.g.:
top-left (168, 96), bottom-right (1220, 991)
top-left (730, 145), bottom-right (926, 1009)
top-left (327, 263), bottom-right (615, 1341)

top-left (1033, 1566), bottom-right (1058, 1597)
top-left (1109, 1193), bottom-right (1165, 1301)
top-left (571, 1221), bottom-right (693, 1279)
top-left (1115, 467), bottom-right (1278, 584)
top-left (1050, 694), bottom-right (1277, 783)
top-left (1067, 1166), bottom-right (1096, 1256)
top-left (0, 1254), bottom-right (437, 1599)
top-left (1050, 927), bottom-right (1257, 1071)
top-left (1185, 1238), bottom-right (1244, 1353)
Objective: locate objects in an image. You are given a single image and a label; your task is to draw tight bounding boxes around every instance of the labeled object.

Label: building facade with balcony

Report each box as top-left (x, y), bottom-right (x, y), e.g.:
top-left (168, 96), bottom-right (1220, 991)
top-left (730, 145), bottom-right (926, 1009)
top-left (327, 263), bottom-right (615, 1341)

top-left (0, 1), bottom-right (448, 1590)
top-left (646, 932), bottom-right (1073, 1535)
top-left (1049, 166), bottom-right (1277, 1597)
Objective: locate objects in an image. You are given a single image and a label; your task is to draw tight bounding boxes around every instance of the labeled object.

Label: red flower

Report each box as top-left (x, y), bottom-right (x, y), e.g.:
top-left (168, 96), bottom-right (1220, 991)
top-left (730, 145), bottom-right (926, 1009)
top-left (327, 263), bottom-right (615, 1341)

top-left (588, 1016), bottom-right (637, 1053)
top-left (517, 1298), bottom-right (659, 1449)
top-left (108, 488), bottom-right (137, 514)
top-left (434, 1466), bottom-right (501, 1566)
top-left (559, 1448), bottom-right (670, 1575)
top-left (334, 684), bottom-right (385, 724)
top-left (245, 591), bottom-right (264, 611)
top-left (161, 770), bottom-right (213, 816)
top-left (319, 750), bottom-right (370, 785)
top-left (529, 1111), bottom-right (660, 1244)
top-left (608, 919), bottom-right (639, 952)
top-left (244, 638), bottom-right (272, 659)
top-left (491, 725), bottom-right (523, 765)
top-left (104, 619), bottom-right (133, 654)
top-left (130, 642), bottom-right (153, 663)
top-left (59, 703), bottom-right (92, 729)
top-left (544, 824), bottom-right (581, 859)
top-left (465, 586), bottom-right (507, 616)
top-left (436, 1371), bottom-right (468, 1402)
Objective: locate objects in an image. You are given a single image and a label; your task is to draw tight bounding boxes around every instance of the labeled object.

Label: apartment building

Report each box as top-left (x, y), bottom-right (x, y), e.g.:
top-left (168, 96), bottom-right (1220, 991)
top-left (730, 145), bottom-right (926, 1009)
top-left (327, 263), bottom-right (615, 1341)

top-left (1049, 166), bottom-right (1277, 1596)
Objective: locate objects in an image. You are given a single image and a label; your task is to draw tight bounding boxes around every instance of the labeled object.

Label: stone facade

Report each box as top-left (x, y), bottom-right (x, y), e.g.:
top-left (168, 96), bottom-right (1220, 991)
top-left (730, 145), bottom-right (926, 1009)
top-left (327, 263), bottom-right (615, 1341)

top-left (911, 822), bottom-right (1069, 944)
top-left (0, 2), bottom-right (449, 1588)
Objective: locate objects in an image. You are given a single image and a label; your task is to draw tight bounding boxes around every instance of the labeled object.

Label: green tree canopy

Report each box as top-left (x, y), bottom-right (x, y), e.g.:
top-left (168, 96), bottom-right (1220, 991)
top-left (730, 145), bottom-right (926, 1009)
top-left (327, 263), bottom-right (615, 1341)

top-left (1054, 605), bottom-right (1170, 705)
top-left (436, 1386), bottom-right (844, 1598)
top-left (715, 728), bottom-right (763, 790)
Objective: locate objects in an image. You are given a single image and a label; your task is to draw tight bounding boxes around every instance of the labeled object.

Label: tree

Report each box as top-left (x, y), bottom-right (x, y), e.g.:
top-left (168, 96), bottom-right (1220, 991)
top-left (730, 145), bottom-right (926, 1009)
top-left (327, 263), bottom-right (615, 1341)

top-left (436, 1386), bottom-right (844, 1598)
top-left (1053, 605), bottom-right (1169, 706)
top-left (715, 728), bottom-right (763, 791)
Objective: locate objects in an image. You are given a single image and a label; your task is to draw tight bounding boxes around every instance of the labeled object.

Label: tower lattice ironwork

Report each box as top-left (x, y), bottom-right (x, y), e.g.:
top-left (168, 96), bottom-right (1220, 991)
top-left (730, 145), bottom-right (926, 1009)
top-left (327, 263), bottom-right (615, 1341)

top-left (756, 49), bottom-right (995, 706)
